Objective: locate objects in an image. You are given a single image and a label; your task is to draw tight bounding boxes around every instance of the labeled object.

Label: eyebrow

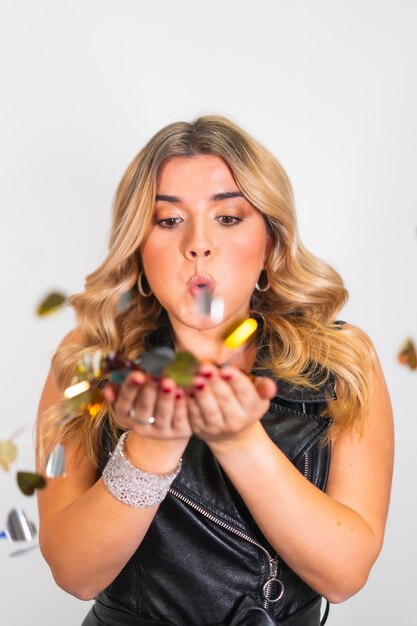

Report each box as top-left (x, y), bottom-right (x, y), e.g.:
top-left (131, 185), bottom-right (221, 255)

top-left (155, 191), bottom-right (244, 203)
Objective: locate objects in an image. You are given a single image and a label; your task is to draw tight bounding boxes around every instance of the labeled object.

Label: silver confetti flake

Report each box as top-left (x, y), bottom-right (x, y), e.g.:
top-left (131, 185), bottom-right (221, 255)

top-left (6, 509), bottom-right (37, 542)
top-left (46, 443), bottom-right (66, 478)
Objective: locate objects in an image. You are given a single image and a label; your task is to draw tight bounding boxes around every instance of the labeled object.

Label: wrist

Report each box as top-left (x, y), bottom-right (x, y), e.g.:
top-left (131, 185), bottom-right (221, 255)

top-left (125, 431), bottom-right (188, 474)
top-left (103, 433), bottom-right (183, 508)
top-left (206, 421), bottom-right (267, 459)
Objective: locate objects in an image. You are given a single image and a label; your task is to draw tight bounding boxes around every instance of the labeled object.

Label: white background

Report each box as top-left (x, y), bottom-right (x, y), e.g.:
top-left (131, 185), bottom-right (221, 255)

top-left (0, 1), bottom-right (416, 624)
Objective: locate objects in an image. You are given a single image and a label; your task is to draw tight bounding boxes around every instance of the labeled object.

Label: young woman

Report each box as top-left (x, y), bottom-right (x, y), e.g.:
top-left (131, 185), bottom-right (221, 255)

top-left (36, 116), bottom-right (393, 626)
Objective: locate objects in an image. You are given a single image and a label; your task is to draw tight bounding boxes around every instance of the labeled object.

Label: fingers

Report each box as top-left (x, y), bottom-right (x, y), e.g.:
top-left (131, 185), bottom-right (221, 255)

top-left (114, 372), bottom-right (156, 422)
top-left (187, 365), bottom-right (276, 441)
top-left (110, 372), bottom-right (192, 440)
top-left (252, 376), bottom-right (277, 400)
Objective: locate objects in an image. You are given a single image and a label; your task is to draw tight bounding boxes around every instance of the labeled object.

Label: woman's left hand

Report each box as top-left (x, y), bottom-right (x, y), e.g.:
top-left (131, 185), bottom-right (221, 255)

top-left (186, 364), bottom-right (277, 444)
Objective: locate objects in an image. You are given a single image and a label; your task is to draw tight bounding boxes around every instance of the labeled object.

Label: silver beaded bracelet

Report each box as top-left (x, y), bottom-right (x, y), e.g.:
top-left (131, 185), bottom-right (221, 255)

top-left (102, 432), bottom-right (182, 508)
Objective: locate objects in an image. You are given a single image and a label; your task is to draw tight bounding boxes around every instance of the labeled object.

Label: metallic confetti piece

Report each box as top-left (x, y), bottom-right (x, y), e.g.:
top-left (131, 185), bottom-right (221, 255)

top-left (0, 439), bottom-right (18, 471)
top-left (109, 368), bottom-right (131, 385)
top-left (222, 318), bottom-right (258, 349)
top-left (397, 338), bottom-right (417, 370)
top-left (9, 543), bottom-right (39, 557)
top-left (83, 353), bottom-right (93, 378)
top-left (197, 290), bottom-right (213, 316)
top-left (91, 350), bottom-right (103, 379)
top-left (197, 291), bottom-right (224, 324)
top-left (36, 291), bottom-right (68, 316)
top-left (165, 351), bottom-right (199, 387)
top-left (17, 471), bottom-right (47, 496)
top-left (63, 386), bottom-right (105, 418)
top-left (102, 352), bottom-right (133, 377)
top-left (117, 289), bottom-right (135, 313)
top-left (0, 531), bottom-right (8, 539)
top-left (79, 350), bottom-right (103, 380)
top-left (46, 443), bottom-right (66, 478)
top-left (6, 509), bottom-right (37, 541)
top-left (210, 297), bottom-right (224, 324)
top-left (138, 347), bottom-right (176, 378)
top-left (64, 379), bottom-right (91, 399)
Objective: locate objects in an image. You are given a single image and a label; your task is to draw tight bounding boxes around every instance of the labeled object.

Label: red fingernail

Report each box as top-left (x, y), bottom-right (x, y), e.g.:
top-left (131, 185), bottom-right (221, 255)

top-left (131, 378), bottom-right (143, 386)
top-left (187, 390), bottom-right (195, 398)
top-left (162, 387), bottom-right (172, 394)
top-left (220, 372), bottom-right (233, 381)
top-left (175, 390), bottom-right (184, 399)
top-left (194, 382), bottom-right (205, 391)
top-left (200, 371), bottom-right (213, 379)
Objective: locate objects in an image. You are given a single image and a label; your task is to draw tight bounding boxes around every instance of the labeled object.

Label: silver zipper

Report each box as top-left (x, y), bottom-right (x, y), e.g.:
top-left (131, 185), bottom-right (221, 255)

top-left (169, 487), bottom-right (284, 610)
top-left (303, 450), bottom-right (310, 478)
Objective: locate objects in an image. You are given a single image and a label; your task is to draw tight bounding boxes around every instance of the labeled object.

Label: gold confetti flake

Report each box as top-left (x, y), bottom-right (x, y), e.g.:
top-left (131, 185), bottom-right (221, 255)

top-left (36, 292), bottom-right (68, 316)
top-left (398, 338), bottom-right (417, 370)
top-left (222, 318), bottom-right (258, 349)
top-left (0, 440), bottom-right (18, 471)
top-left (64, 379), bottom-right (91, 399)
top-left (16, 472), bottom-right (47, 496)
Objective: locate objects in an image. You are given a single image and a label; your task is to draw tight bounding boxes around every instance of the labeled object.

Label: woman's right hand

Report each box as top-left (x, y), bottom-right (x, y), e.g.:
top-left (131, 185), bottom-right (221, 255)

top-left (102, 371), bottom-right (193, 443)
top-left (102, 371), bottom-right (192, 474)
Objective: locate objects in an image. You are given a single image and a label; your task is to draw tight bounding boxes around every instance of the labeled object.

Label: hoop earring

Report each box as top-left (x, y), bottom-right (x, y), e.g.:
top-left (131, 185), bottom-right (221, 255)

top-left (255, 270), bottom-right (270, 292)
top-left (137, 271), bottom-right (152, 297)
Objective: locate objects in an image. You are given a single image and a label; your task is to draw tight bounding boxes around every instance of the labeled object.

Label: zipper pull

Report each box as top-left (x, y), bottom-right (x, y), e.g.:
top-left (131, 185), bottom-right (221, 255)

top-left (269, 556), bottom-right (278, 578)
top-left (262, 557), bottom-right (284, 604)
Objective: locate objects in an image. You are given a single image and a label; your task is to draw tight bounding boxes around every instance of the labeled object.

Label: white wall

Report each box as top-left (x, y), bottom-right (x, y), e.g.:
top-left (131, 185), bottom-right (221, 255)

top-left (0, 1), bottom-right (416, 624)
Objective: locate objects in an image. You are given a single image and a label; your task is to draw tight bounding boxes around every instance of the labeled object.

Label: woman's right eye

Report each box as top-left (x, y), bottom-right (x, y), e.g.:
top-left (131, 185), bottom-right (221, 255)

top-left (156, 217), bottom-right (183, 229)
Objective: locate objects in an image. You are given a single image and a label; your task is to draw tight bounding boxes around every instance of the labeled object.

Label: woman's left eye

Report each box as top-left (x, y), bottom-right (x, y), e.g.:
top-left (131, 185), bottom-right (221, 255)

top-left (216, 215), bottom-right (242, 226)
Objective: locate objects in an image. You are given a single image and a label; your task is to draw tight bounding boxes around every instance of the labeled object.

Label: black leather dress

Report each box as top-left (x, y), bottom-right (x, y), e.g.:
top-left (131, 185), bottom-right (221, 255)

top-left (82, 370), bottom-right (334, 626)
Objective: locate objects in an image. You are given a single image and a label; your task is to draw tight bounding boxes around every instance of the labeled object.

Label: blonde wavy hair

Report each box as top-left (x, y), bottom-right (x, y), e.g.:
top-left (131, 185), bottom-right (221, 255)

top-left (38, 115), bottom-right (375, 467)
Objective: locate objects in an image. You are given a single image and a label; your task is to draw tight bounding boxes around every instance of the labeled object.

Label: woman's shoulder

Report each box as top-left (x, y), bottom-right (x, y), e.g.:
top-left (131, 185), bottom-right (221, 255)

top-left (334, 321), bottom-right (378, 355)
top-left (58, 326), bottom-right (85, 348)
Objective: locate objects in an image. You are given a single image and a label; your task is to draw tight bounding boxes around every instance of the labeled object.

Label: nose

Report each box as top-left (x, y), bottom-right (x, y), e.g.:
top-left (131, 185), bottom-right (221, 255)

top-left (187, 247), bottom-right (211, 259)
top-left (182, 221), bottom-right (213, 260)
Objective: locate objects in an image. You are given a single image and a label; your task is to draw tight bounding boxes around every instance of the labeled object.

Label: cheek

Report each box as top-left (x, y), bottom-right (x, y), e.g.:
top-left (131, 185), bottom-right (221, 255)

top-left (141, 238), bottom-right (172, 272)
top-left (223, 232), bottom-right (267, 270)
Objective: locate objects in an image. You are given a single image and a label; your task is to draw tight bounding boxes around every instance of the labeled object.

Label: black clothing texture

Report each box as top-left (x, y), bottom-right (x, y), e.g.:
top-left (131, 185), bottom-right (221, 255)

top-left (83, 371), bottom-right (334, 626)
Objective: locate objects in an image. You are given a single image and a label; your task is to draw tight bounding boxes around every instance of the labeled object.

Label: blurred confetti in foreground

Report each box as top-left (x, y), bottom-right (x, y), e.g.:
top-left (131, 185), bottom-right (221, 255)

top-left (9, 544), bottom-right (39, 558)
top-left (222, 318), bottom-right (258, 349)
top-left (397, 338), bottom-right (417, 370)
top-left (0, 439), bottom-right (17, 471)
top-left (2, 509), bottom-right (37, 541)
top-left (0, 425), bottom-right (27, 472)
top-left (17, 472), bottom-right (46, 496)
top-left (46, 443), bottom-right (66, 478)
top-left (36, 291), bottom-right (68, 316)
top-left (197, 291), bottom-right (224, 324)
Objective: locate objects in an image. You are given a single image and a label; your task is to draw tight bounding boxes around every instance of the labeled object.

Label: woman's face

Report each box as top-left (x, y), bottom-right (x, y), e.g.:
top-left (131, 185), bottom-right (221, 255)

top-left (140, 154), bottom-right (272, 332)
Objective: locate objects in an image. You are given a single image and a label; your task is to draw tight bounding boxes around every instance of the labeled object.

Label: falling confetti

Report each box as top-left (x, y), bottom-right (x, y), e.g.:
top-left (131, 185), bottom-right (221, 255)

top-left (36, 291), bottom-right (68, 316)
top-left (117, 289), bottom-right (135, 314)
top-left (5, 509), bottom-right (37, 541)
top-left (397, 338), bottom-right (417, 370)
top-left (222, 318), bottom-right (258, 349)
top-left (0, 439), bottom-right (18, 471)
top-left (16, 471), bottom-right (47, 496)
top-left (9, 544), bottom-right (39, 557)
top-left (64, 379), bottom-right (91, 400)
top-left (165, 351), bottom-right (199, 387)
top-left (46, 443), bottom-right (66, 478)
top-left (138, 347), bottom-right (175, 377)
top-left (197, 291), bottom-right (224, 324)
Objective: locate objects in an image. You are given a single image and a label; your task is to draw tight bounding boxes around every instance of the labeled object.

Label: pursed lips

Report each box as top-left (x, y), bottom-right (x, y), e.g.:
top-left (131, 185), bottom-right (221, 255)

top-left (187, 274), bottom-right (216, 298)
